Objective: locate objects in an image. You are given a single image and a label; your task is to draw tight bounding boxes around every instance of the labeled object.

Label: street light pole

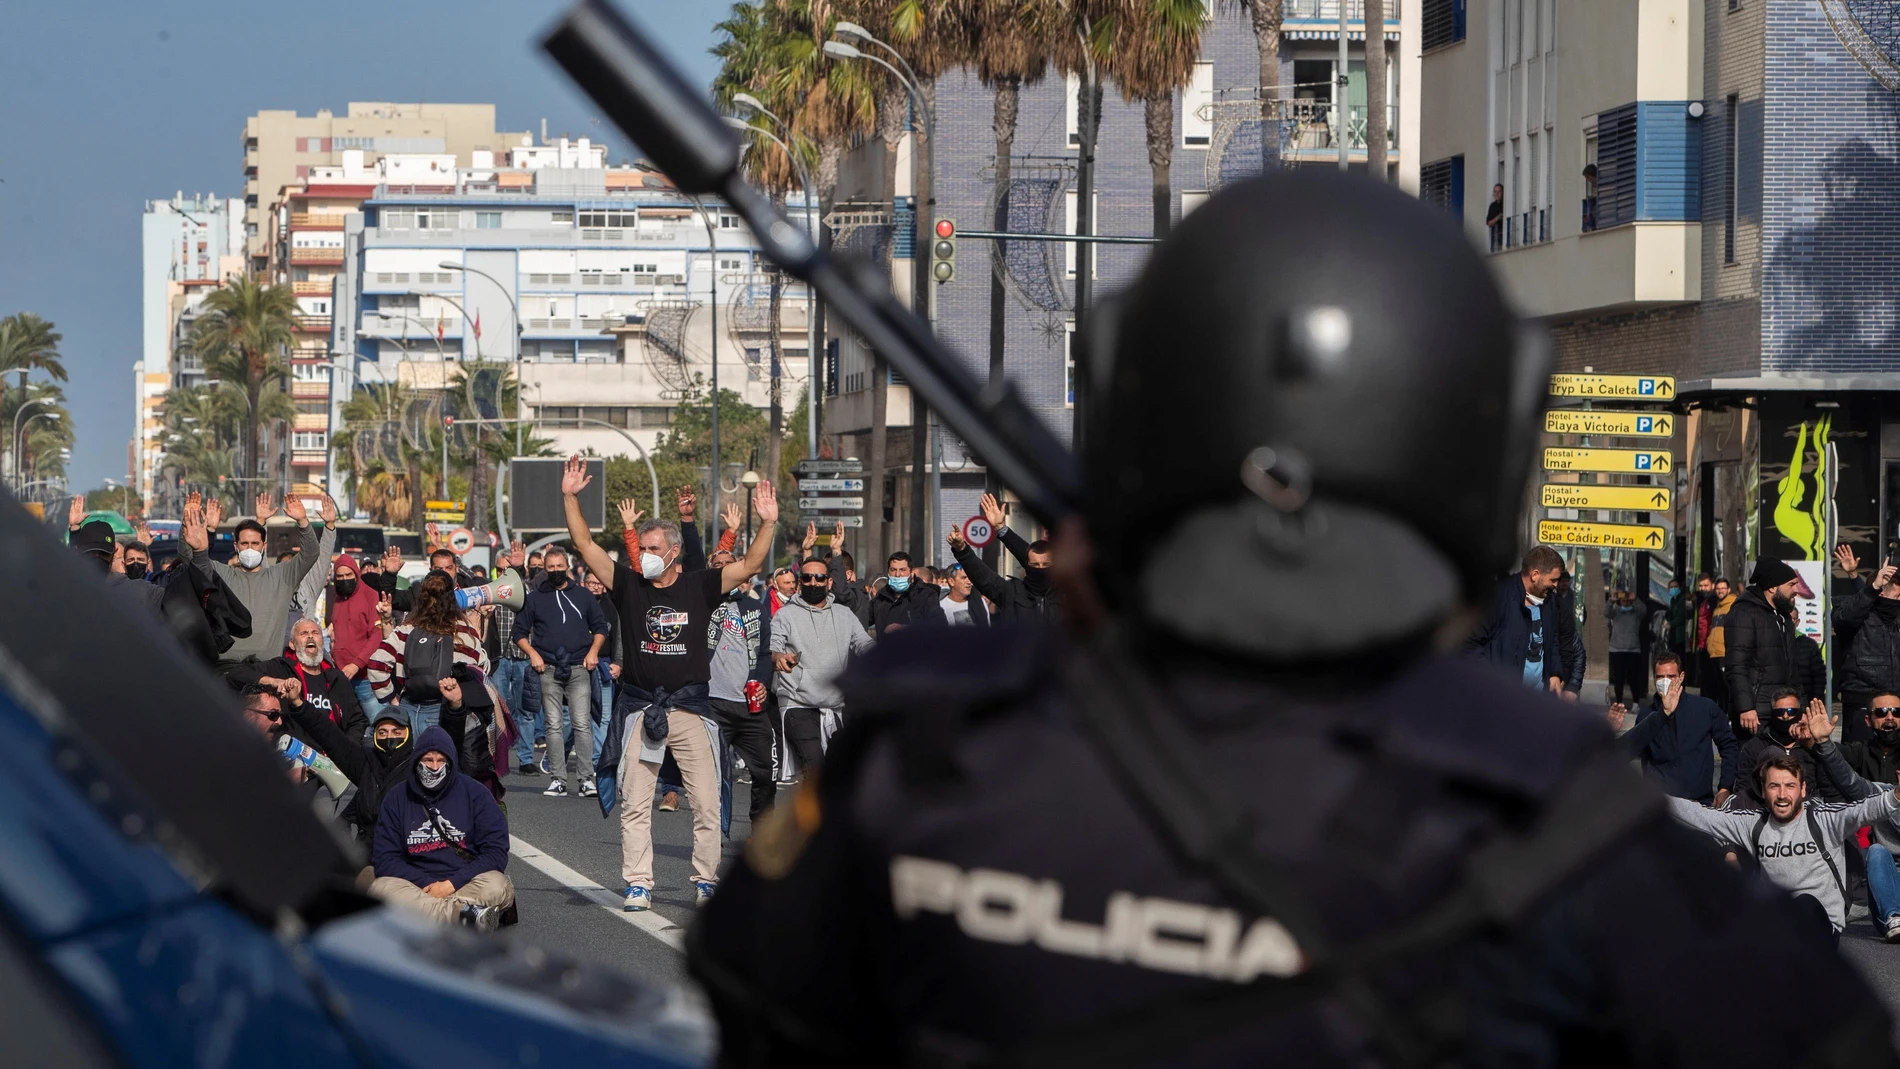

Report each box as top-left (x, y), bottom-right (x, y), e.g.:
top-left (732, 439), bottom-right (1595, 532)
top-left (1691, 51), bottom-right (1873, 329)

top-left (14, 408), bottom-right (60, 492)
top-left (689, 195), bottom-right (722, 531)
top-left (439, 261), bottom-right (525, 453)
top-left (730, 96), bottom-right (822, 465)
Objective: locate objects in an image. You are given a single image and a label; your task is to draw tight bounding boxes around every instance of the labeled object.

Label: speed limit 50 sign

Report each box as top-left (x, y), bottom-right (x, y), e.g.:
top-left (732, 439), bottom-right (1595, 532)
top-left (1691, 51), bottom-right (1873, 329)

top-left (963, 516), bottom-right (995, 548)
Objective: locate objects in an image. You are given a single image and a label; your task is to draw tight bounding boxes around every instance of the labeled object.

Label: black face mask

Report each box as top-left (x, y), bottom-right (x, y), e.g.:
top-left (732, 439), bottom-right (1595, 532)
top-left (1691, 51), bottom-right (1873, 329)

top-left (124, 562), bottom-right (148, 581)
top-left (1023, 566), bottom-right (1052, 596)
top-left (334, 578), bottom-right (358, 599)
top-left (1875, 726), bottom-right (1900, 748)
top-left (1765, 714), bottom-right (1798, 746)
top-left (546, 570), bottom-right (569, 587)
top-left (374, 733), bottom-right (407, 753)
top-left (799, 584), bottom-right (829, 604)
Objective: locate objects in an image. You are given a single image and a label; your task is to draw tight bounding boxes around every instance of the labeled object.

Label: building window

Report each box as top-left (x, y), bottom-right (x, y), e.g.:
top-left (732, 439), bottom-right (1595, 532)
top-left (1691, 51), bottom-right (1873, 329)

top-left (1065, 75), bottom-right (1081, 148)
top-left (1181, 190), bottom-right (1210, 218)
top-left (292, 363), bottom-right (330, 383)
top-left (718, 213), bottom-right (742, 230)
top-left (1063, 191), bottom-right (1099, 279)
top-left (292, 432), bottom-right (327, 451)
top-left (1418, 156), bottom-right (1464, 220)
top-left (1182, 62), bottom-right (1214, 147)
top-left (1591, 105), bottom-right (1638, 230)
top-left (381, 208), bottom-right (414, 230)
top-left (551, 210), bottom-right (575, 225)
top-left (718, 257), bottom-right (745, 272)
top-left (295, 401), bottom-right (329, 416)
top-left (1725, 94), bottom-right (1739, 264)
top-left (579, 210), bottom-right (637, 228)
top-left (1421, 0), bottom-right (1467, 50)
top-left (475, 211), bottom-right (502, 229)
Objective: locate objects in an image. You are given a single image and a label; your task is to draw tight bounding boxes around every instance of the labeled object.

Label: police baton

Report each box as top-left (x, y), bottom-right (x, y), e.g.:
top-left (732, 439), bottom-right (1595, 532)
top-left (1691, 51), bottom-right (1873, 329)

top-left (541, 0), bottom-right (1080, 528)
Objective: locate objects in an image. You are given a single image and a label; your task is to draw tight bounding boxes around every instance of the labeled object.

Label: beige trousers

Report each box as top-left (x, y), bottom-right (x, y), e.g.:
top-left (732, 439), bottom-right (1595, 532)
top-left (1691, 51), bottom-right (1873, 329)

top-left (369, 870), bottom-right (515, 924)
top-left (619, 708), bottom-right (721, 888)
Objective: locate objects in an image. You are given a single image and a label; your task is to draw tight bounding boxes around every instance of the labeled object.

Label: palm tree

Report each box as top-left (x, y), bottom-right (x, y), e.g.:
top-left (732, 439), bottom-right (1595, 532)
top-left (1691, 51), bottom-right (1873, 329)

top-left (338, 381), bottom-right (431, 530)
top-left (1365, 0), bottom-right (1388, 179)
top-left (1234, 0), bottom-right (1285, 162)
top-left (0, 313), bottom-right (66, 469)
top-left (191, 279), bottom-right (298, 487)
top-left (1103, 0), bottom-right (1208, 238)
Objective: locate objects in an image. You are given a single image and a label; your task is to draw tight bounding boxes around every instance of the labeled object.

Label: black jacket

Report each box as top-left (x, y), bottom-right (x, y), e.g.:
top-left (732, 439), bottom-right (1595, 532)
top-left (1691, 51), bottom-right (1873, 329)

top-left (950, 528), bottom-right (1057, 627)
top-left (868, 578), bottom-right (944, 637)
top-left (1835, 581), bottom-right (1900, 698)
top-left (1465, 574), bottom-right (1577, 691)
top-left (1723, 589), bottom-right (1797, 715)
top-left (1792, 630), bottom-right (1827, 707)
top-left (286, 702), bottom-right (411, 838)
top-left (227, 654), bottom-right (369, 743)
top-left (1732, 735), bottom-right (1848, 809)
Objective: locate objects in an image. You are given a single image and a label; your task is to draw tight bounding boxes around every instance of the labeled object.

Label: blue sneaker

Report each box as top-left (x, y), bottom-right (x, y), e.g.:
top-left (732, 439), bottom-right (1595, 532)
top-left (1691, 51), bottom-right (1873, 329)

top-left (539, 755), bottom-right (553, 775)
top-left (695, 881), bottom-right (717, 907)
top-left (623, 885), bottom-right (651, 912)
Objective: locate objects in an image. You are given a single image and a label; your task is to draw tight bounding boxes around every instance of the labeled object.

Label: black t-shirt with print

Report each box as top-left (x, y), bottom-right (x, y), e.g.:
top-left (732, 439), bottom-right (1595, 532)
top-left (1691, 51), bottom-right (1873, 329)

top-left (612, 563), bottom-right (726, 693)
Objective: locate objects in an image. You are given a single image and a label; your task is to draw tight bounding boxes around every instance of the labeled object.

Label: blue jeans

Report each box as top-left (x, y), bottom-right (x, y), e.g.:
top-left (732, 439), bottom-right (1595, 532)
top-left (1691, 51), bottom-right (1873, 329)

top-left (578, 666), bottom-right (612, 767)
top-left (1867, 844), bottom-right (1900, 922)
top-left (406, 700), bottom-right (441, 736)
top-left (351, 679), bottom-right (383, 732)
top-left (500, 659), bottom-right (544, 768)
top-left (538, 667), bottom-right (594, 790)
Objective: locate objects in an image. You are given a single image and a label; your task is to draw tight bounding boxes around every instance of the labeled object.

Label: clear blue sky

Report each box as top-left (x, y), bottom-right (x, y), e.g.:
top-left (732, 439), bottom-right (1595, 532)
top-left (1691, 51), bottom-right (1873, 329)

top-left (0, 0), bottom-right (725, 493)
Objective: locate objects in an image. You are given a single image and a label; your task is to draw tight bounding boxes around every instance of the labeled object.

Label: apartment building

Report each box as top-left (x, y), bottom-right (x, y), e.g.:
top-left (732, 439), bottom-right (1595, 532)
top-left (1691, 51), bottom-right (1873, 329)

top-left (1419, 0), bottom-right (1900, 590)
top-left (138, 193), bottom-right (245, 512)
top-left (241, 103), bottom-right (530, 270)
top-left (327, 144), bottom-right (811, 515)
top-left (828, 0), bottom-right (1418, 564)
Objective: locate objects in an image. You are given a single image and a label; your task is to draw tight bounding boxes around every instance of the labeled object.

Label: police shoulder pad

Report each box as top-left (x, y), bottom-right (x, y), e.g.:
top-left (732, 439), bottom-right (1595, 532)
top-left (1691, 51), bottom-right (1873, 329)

top-left (841, 624), bottom-right (1052, 717)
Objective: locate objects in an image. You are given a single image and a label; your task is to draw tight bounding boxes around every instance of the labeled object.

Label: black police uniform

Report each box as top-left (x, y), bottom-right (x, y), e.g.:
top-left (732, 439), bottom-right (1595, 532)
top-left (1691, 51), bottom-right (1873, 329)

top-left (689, 171), bottom-right (1896, 1067)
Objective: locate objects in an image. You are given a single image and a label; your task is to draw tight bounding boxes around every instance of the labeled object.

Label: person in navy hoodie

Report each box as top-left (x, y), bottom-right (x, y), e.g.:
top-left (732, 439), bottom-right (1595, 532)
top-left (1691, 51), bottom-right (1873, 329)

top-left (369, 680), bottom-right (514, 931)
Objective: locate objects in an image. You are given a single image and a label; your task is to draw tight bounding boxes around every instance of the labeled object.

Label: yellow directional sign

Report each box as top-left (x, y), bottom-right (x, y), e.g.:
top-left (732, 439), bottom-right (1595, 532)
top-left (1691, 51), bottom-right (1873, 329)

top-left (1543, 447), bottom-right (1672, 474)
top-left (1538, 520), bottom-right (1670, 550)
top-left (1548, 374), bottom-right (1675, 400)
top-left (1540, 484), bottom-right (1673, 511)
top-left (1543, 410), bottom-right (1674, 437)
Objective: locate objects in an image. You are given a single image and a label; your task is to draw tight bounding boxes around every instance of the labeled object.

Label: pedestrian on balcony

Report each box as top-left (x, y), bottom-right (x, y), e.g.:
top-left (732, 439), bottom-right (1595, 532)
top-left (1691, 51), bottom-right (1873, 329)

top-left (1486, 184), bottom-right (1505, 251)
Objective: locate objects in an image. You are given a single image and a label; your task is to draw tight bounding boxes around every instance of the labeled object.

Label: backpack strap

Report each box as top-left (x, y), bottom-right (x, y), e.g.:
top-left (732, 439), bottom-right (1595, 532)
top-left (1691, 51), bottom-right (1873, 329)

top-left (1807, 806), bottom-right (1847, 898)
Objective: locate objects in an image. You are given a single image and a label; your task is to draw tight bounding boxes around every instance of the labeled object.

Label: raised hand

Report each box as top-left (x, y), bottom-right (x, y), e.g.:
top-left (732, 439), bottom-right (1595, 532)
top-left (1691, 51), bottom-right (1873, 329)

top-left (255, 492), bottom-right (274, 523)
top-left (509, 538), bottom-right (527, 564)
top-left (979, 492), bottom-right (1006, 531)
top-left (133, 514), bottom-right (153, 545)
top-left (438, 677), bottom-right (463, 708)
top-left (751, 479), bottom-right (779, 525)
top-left (561, 454), bottom-right (591, 496)
top-left (947, 525), bottom-right (967, 552)
top-left (185, 489), bottom-right (202, 512)
top-left (1878, 559), bottom-right (1899, 591)
top-left (67, 495), bottom-right (85, 530)
top-left (801, 522), bottom-right (817, 555)
top-left (203, 496), bottom-right (224, 530)
top-left (833, 519), bottom-right (845, 547)
top-left (721, 499), bottom-right (743, 534)
top-left (319, 495), bottom-right (339, 525)
top-left (283, 494), bottom-right (309, 526)
top-left (676, 484), bottom-right (698, 522)
top-left (181, 499), bottom-right (208, 552)
top-left (1606, 703), bottom-right (1627, 732)
top-left (110, 540), bottom-right (126, 575)
top-left (1802, 700), bottom-right (1833, 748)
top-left (617, 498), bottom-right (643, 530)
top-left (381, 545), bottom-right (403, 573)
top-left (1835, 544), bottom-right (1861, 576)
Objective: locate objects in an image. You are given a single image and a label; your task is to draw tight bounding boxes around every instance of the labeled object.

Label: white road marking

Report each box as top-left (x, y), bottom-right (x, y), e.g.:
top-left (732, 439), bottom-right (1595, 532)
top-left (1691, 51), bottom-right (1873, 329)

top-left (509, 833), bottom-right (687, 952)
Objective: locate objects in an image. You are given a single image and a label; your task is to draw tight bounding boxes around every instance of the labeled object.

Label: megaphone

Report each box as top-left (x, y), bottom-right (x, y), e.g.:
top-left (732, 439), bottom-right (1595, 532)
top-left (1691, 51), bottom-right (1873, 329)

top-left (455, 567), bottom-right (527, 611)
top-left (278, 735), bottom-right (353, 799)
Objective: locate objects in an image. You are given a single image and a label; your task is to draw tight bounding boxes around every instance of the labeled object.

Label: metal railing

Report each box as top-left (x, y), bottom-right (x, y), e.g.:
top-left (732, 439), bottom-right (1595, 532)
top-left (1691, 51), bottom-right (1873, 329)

top-left (290, 212), bottom-right (345, 229)
top-left (1284, 0), bottom-right (1401, 20)
top-left (1281, 101), bottom-right (1399, 152)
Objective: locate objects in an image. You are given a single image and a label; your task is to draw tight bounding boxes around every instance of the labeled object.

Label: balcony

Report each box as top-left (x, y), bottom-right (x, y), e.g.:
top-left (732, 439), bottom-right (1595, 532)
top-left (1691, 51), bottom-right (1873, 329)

top-left (291, 212), bottom-right (346, 230)
top-left (293, 413), bottom-right (330, 432)
top-left (1284, 0), bottom-right (1401, 26)
top-left (1280, 102), bottom-right (1400, 160)
top-left (290, 247), bottom-right (344, 266)
top-left (293, 315), bottom-right (331, 332)
top-left (291, 380), bottom-right (331, 399)
top-left (1488, 221), bottom-right (1701, 319)
top-left (291, 452), bottom-right (328, 467)
top-left (292, 280), bottom-right (333, 296)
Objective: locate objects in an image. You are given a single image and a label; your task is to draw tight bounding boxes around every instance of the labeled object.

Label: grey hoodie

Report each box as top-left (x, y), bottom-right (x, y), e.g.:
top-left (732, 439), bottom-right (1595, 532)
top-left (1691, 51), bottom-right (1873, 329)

top-left (179, 522), bottom-right (320, 666)
top-left (770, 593), bottom-right (873, 709)
top-left (1667, 788), bottom-right (1898, 930)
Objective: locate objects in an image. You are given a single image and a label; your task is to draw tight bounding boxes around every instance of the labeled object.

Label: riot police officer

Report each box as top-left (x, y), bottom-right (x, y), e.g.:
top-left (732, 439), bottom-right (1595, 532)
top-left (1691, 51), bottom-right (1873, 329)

top-left (688, 171), bottom-right (1894, 1067)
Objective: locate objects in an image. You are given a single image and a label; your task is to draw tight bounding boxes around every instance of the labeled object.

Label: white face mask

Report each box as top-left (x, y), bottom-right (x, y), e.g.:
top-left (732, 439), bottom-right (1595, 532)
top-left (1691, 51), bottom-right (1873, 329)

top-left (1656, 677), bottom-right (1672, 696)
top-left (237, 548), bottom-right (265, 569)
top-left (1525, 592), bottom-right (1546, 607)
top-left (639, 549), bottom-right (669, 580)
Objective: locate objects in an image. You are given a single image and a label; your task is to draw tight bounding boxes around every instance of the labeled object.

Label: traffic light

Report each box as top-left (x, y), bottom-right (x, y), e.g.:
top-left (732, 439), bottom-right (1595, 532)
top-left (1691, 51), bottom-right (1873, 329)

top-left (931, 218), bottom-right (956, 283)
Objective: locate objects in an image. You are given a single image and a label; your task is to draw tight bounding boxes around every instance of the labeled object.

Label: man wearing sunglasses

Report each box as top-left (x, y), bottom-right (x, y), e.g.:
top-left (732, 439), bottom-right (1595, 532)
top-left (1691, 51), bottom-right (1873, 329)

top-left (770, 559), bottom-right (874, 777)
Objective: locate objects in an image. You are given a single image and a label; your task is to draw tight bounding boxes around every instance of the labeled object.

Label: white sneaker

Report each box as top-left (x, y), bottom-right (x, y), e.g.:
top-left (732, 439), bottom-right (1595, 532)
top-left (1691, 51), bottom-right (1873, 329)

top-left (579, 779), bottom-right (598, 798)
top-left (624, 886), bottom-right (651, 912)
top-left (1885, 915), bottom-right (1900, 943)
top-left (543, 780), bottom-right (569, 797)
top-left (458, 903), bottom-right (500, 932)
top-left (695, 881), bottom-right (717, 907)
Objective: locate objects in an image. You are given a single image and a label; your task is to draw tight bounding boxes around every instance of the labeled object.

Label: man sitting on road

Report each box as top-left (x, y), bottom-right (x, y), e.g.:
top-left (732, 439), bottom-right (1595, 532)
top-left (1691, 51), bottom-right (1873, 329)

top-left (368, 689), bottom-right (513, 932)
top-left (1609, 651), bottom-right (1737, 807)
top-left (772, 555), bottom-right (874, 778)
top-left (229, 618), bottom-right (369, 742)
top-left (1733, 688), bottom-right (1846, 810)
top-left (1666, 751), bottom-right (1898, 947)
top-left (176, 492), bottom-right (325, 674)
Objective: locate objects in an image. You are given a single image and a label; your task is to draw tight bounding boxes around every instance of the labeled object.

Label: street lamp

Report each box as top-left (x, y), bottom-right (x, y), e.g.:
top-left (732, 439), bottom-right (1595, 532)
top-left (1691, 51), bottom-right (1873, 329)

top-left (723, 111), bottom-right (822, 465)
top-left (103, 477), bottom-right (130, 517)
top-left (826, 28), bottom-right (940, 556)
top-left (15, 409), bottom-right (60, 492)
top-left (373, 312), bottom-right (449, 362)
top-left (11, 398), bottom-right (55, 488)
top-left (437, 261), bottom-right (526, 454)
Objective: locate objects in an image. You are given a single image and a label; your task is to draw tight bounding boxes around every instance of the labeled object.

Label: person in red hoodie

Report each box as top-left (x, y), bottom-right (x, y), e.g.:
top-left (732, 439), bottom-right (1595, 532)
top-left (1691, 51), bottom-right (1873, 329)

top-left (328, 552), bottom-right (390, 721)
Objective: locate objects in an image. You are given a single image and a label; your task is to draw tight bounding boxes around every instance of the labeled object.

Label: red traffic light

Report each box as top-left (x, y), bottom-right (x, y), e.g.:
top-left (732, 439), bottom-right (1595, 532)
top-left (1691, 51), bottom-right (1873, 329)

top-left (444, 416), bottom-right (456, 426)
top-left (935, 218), bottom-right (955, 239)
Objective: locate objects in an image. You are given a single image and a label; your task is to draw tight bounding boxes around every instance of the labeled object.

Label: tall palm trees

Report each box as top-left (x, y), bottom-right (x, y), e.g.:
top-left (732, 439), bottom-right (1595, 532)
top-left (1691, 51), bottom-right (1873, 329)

top-left (1365, 0), bottom-right (1388, 179)
top-left (191, 279), bottom-right (298, 489)
top-left (1104, 0), bottom-right (1209, 238)
top-left (1236, 0), bottom-right (1285, 163)
top-left (0, 313), bottom-right (67, 480)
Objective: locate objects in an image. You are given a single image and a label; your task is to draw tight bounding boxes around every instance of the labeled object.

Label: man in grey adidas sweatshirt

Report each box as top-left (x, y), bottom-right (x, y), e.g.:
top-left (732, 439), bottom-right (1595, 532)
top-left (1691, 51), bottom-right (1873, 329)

top-left (770, 559), bottom-right (874, 775)
top-left (178, 492), bottom-right (323, 674)
top-left (1667, 746), bottom-right (1898, 941)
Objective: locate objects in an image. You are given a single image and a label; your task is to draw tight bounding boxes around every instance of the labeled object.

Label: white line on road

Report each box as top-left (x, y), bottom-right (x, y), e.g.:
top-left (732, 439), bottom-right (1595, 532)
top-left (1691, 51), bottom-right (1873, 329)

top-left (509, 833), bottom-right (687, 952)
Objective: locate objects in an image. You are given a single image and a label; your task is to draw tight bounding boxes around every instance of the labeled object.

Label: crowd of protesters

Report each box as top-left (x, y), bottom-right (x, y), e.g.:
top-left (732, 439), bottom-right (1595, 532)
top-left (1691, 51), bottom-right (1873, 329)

top-left (69, 470), bottom-right (1053, 930)
top-left (75, 470), bottom-right (1900, 955)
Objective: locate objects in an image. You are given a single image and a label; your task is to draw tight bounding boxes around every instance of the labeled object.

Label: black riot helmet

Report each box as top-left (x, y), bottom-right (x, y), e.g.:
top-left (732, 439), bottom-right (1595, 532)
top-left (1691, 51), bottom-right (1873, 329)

top-left (1082, 169), bottom-right (1547, 662)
